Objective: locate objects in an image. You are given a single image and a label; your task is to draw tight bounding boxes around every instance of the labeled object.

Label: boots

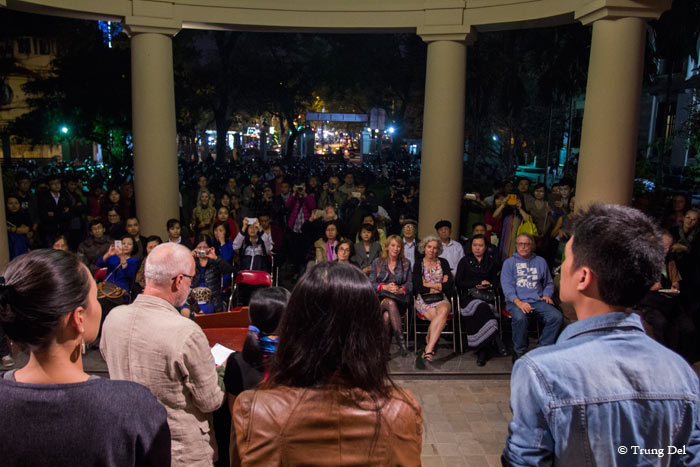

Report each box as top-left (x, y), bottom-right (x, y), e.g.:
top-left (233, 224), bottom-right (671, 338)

top-left (394, 330), bottom-right (408, 357)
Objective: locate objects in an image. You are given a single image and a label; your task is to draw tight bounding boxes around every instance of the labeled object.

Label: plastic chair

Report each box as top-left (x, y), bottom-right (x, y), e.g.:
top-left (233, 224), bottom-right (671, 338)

top-left (229, 270), bottom-right (272, 310)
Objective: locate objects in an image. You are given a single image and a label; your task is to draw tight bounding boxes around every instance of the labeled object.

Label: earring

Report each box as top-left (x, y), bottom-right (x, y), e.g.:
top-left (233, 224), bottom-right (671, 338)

top-left (80, 338), bottom-right (86, 355)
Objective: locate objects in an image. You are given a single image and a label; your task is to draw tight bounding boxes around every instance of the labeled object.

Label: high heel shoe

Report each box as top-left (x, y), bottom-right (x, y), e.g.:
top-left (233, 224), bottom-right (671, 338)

top-left (394, 330), bottom-right (408, 357)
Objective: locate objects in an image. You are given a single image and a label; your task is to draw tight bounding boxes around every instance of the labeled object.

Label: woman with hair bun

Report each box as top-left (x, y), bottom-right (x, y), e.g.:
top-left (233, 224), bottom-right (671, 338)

top-left (0, 249), bottom-right (171, 466)
top-left (232, 262), bottom-right (422, 466)
top-left (223, 287), bottom-right (290, 465)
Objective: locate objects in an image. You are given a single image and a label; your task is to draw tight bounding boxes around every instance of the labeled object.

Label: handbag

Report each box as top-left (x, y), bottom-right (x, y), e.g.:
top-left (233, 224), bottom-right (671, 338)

top-left (467, 287), bottom-right (495, 303)
top-left (378, 290), bottom-right (409, 306)
top-left (97, 281), bottom-right (126, 304)
top-left (191, 286), bottom-right (212, 303)
top-left (517, 219), bottom-right (539, 237)
top-left (421, 293), bottom-right (446, 304)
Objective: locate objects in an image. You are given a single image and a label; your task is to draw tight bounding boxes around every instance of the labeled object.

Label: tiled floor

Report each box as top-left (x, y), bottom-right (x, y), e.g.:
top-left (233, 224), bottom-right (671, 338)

top-left (395, 378), bottom-right (511, 467)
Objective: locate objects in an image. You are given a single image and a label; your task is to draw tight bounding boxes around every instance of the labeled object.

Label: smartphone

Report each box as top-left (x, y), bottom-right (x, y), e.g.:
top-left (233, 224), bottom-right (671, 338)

top-left (506, 194), bottom-right (518, 206)
top-left (351, 192), bottom-right (362, 199)
top-left (246, 217), bottom-right (258, 225)
top-left (554, 193), bottom-right (562, 202)
top-left (114, 240), bottom-right (122, 249)
top-left (464, 193), bottom-right (477, 201)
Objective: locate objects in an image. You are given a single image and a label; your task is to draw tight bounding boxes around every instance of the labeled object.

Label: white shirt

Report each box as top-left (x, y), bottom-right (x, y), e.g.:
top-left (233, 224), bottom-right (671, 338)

top-left (403, 239), bottom-right (417, 268)
top-left (439, 239), bottom-right (464, 275)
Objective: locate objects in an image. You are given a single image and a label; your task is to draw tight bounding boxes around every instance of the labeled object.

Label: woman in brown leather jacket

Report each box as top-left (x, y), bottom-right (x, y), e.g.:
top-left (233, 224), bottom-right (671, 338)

top-left (231, 262), bottom-right (423, 466)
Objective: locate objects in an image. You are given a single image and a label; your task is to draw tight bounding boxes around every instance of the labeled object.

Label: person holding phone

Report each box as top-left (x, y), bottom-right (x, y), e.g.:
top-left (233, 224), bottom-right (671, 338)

top-left (285, 181), bottom-right (316, 275)
top-left (190, 235), bottom-right (234, 314)
top-left (97, 235), bottom-right (141, 301)
top-left (492, 192), bottom-right (532, 260)
top-left (232, 217), bottom-right (273, 272)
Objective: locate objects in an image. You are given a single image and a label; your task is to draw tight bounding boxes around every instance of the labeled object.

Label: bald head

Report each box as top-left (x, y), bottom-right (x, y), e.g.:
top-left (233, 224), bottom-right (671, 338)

top-left (145, 243), bottom-right (194, 288)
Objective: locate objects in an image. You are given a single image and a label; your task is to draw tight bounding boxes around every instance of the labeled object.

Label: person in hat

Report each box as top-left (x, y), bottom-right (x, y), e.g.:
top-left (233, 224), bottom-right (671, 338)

top-left (402, 219), bottom-right (419, 268)
top-left (435, 220), bottom-right (464, 275)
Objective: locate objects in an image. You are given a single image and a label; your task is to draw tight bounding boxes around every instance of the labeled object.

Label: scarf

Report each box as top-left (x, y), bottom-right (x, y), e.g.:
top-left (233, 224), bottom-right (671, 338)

top-left (326, 240), bottom-right (338, 262)
top-left (248, 325), bottom-right (280, 355)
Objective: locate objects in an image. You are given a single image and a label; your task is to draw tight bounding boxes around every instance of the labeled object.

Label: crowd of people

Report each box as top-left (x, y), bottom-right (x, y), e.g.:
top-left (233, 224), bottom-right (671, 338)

top-left (1, 203), bottom-right (699, 466)
top-left (3, 158), bottom-right (700, 366)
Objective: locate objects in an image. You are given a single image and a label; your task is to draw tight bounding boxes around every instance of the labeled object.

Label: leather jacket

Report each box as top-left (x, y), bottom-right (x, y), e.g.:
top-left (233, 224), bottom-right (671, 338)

top-left (232, 385), bottom-right (423, 466)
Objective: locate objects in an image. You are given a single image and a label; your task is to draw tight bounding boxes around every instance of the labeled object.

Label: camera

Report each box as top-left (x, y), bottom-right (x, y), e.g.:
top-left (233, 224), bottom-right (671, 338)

top-left (196, 249), bottom-right (208, 257)
top-left (294, 184), bottom-right (305, 194)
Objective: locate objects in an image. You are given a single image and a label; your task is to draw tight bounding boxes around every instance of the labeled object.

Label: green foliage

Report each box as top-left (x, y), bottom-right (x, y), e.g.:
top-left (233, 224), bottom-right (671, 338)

top-left (6, 15), bottom-right (131, 162)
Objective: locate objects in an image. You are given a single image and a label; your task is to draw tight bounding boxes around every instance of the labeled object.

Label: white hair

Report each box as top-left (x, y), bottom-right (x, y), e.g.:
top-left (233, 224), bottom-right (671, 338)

top-left (145, 243), bottom-right (193, 287)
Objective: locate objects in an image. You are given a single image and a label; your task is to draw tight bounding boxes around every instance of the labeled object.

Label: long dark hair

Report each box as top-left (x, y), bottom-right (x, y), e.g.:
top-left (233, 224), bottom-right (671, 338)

top-left (242, 287), bottom-right (290, 371)
top-left (267, 262), bottom-right (391, 394)
top-left (0, 249), bottom-right (92, 350)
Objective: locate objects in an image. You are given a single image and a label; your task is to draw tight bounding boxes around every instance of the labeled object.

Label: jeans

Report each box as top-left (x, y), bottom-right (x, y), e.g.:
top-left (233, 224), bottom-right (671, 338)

top-left (506, 300), bottom-right (562, 355)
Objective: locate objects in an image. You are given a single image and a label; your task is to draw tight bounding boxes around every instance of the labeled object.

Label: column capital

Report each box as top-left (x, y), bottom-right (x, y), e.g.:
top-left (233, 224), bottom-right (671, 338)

top-left (575, 0), bottom-right (671, 25)
top-left (417, 25), bottom-right (475, 44)
top-left (123, 16), bottom-right (182, 37)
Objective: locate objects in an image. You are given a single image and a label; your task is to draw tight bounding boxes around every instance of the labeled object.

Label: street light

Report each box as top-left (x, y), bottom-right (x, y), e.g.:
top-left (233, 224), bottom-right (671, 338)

top-left (60, 126), bottom-right (69, 135)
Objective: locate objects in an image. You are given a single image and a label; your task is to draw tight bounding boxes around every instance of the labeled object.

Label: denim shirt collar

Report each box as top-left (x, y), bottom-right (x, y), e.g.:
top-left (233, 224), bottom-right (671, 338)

top-left (557, 311), bottom-right (644, 342)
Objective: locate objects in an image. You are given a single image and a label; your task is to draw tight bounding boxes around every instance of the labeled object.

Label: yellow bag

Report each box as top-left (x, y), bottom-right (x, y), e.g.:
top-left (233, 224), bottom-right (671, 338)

top-left (517, 220), bottom-right (539, 237)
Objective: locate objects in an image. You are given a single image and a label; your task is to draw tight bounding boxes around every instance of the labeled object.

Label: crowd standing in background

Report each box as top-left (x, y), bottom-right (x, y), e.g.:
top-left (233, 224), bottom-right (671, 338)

top-left (2, 153), bottom-right (700, 466)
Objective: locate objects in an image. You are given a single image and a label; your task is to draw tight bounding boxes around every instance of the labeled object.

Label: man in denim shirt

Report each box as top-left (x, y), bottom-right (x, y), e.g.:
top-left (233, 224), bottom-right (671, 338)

top-left (503, 204), bottom-right (700, 466)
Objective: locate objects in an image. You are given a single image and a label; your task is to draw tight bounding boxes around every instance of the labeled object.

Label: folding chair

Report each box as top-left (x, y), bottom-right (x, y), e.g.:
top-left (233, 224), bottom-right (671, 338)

top-left (412, 294), bottom-right (461, 354)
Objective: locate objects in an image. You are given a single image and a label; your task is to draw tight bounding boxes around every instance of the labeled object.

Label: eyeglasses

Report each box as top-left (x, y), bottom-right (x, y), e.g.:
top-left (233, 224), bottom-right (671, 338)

top-left (172, 273), bottom-right (194, 281)
top-left (516, 242), bottom-right (532, 246)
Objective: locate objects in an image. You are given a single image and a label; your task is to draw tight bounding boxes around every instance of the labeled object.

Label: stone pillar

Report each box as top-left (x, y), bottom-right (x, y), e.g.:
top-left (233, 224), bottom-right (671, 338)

top-left (574, 1), bottom-right (670, 209)
top-left (0, 162), bottom-right (8, 268)
top-left (125, 19), bottom-right (181, 239)
top-left (416, 27), bottom-right (472, 240)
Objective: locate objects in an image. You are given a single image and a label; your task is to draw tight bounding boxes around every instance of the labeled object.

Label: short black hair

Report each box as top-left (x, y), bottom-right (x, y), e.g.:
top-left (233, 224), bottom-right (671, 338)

top-left (472, 222), bottom-right (486, 230)
top-left (89, 219), bottom-right (104, 229)
top-left (559, 177), bottom-right (574, 188)
top-left (571, 203), bottom-right (664, 307)
top-left (166, 218), bottom-right (180, 230)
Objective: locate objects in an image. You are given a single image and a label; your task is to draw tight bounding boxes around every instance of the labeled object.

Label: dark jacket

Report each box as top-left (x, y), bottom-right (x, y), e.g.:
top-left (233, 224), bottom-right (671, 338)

top-left (454, 252), bottom-right (499, 305)
top-left (351, 241), bottom-right (382, 270)
top-left (412, 256), bottom-right (455, 299)
top-left (192, 256), bottom-right (235, 314)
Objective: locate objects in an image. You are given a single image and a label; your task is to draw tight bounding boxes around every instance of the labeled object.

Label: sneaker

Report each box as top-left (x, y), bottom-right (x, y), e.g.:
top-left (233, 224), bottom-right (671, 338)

top-left (1, 355), bottom-right (15, 368)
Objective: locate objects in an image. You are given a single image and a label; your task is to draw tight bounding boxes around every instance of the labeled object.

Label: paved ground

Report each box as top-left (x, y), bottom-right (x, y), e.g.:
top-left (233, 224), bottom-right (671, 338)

top-left (396, 378), bottom-right (511, 467)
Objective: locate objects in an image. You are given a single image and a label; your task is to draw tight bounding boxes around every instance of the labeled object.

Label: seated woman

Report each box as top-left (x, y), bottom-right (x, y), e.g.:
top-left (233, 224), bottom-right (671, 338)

top-left (413, 236), bottom-right (453, 361)
top-left (232, 217), bottom-right (273, 272)
top-left (370, 235), bottom-right (412, 356)
top-left (232, 262), bottom-right (423, 466)
top-left (335, 239), bottom-right (355, 266)
top-left (313, 220), bottom-right (343, 264)
top-left (191, 235), bottom-right (235, 314)
top-left (97, 235), bottom-right (141, 301)
top-left (455, 235), bottom-right (508, 366)
top-left (0, 249), bottom-right (170, 466)
top-left (352, 223), bottom-right (382, 276)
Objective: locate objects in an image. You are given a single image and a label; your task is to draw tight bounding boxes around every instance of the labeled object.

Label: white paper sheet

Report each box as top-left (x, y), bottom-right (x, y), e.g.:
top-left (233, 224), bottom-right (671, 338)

top-left (211, 343), bottom-right (235, 366)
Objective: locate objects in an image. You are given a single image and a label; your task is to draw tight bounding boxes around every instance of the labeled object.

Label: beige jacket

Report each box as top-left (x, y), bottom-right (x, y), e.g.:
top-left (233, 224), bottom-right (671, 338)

top-left (233, 386), bottom-right (423, 466)
top-left (100, 294), bottom-right (225, 467)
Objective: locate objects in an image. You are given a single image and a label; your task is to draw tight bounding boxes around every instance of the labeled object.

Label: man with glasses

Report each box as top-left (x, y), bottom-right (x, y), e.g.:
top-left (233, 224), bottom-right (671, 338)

top-left (101, 243), bottom-right (225, 467)
top-left (500, 233), bottom-right (562, 362)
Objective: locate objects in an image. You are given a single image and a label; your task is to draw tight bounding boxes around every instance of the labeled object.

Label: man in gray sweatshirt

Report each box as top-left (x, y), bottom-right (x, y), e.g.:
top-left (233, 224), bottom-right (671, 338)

top-left (500, 233), bottom-right (562, 361)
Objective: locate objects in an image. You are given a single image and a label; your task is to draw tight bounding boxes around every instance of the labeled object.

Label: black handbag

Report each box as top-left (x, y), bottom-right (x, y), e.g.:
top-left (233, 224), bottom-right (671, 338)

top-left (467, 287), bottom-right (495, 303)
top-left (378, 290), bottom-right (409, 306)
top-left (376, 270), bottom-right (409, 306)
top-left (421, 293), bottom-right (446, 304)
